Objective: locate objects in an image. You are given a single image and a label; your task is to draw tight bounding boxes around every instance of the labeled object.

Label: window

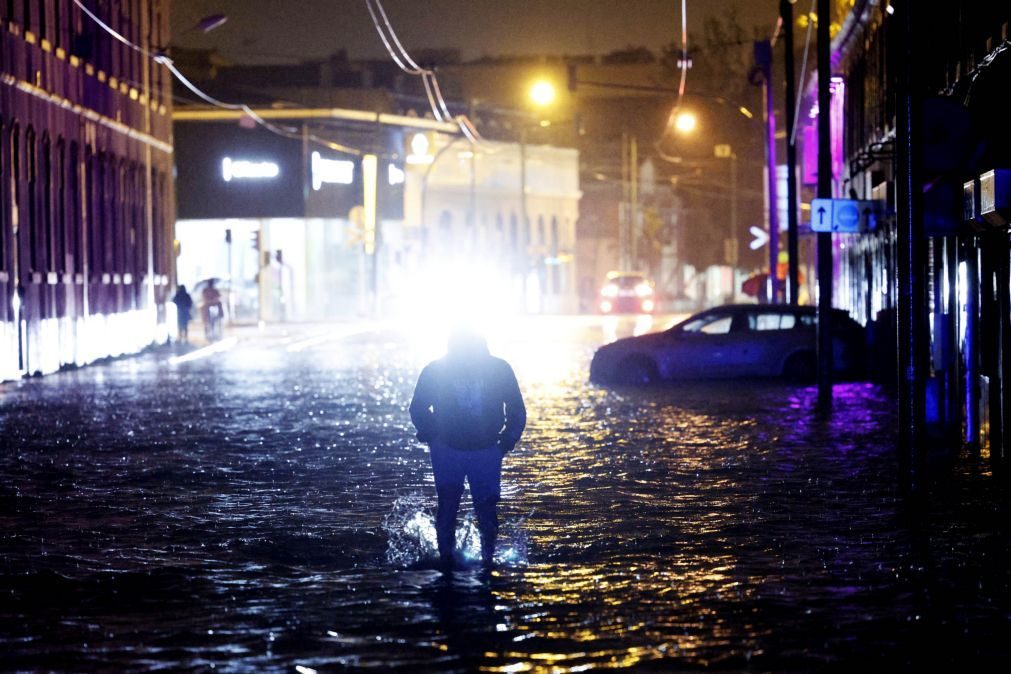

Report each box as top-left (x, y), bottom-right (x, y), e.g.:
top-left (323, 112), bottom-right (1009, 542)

top-left (750, 312), bottom-right (797, 331)
top-left (682, 313), bottom-right (733, 335)
top-left (69, 142), bottom-right (82, 274)
top-left (0, 119), bottom-right (5, 273)
top-left (26, 127), bottom-right (38, 273)
top-left (0, 119), bottom-right (4, 274)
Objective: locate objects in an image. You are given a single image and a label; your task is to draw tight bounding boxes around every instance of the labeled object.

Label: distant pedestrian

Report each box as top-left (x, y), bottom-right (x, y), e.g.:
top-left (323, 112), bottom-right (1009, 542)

top-left (201, 279), bottom-right (224, 341)
top-left (171, 285), bottom-right (194, 344)
top-left (410, 329), bottom-right (526, 571)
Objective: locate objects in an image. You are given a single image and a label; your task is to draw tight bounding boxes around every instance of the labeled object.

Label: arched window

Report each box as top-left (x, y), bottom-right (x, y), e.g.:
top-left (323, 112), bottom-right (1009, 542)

top-left (69, 142), bottom-right (82, 275)
top-left (26, 126), bottom-right (38, 273)
top-left (55, 137), bottom-right (67, 275)
top-left (0, 118), bottom-right (6, 276)
top-left (41, 132), bottom-right (54, 273)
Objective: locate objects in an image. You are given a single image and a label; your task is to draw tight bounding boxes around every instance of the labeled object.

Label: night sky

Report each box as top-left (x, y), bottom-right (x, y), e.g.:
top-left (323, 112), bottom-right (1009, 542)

top-left (170, 0), bottom-right (779, 64)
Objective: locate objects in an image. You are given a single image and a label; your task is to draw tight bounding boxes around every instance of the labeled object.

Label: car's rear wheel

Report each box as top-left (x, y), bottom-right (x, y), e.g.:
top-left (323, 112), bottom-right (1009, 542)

top-left (783, 351), bottom-right (816, 383)
top-left (617, 356), bottom-right (658, 385)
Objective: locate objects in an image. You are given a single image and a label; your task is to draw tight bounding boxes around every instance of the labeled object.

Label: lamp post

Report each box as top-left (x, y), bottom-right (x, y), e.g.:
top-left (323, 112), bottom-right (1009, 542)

top-left (521, 79), bottom-right (557, 311)
top-left (714, 144), bottom-right (739, 271)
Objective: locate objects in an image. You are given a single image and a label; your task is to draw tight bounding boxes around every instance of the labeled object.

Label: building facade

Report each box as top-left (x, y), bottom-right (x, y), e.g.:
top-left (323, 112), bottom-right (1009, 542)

top-left (172, 111), bottom-right (581, 320)
top-left (804, 1), bottom-right (1011, 471)
top-left (1, 0), bottom-right (175, 381)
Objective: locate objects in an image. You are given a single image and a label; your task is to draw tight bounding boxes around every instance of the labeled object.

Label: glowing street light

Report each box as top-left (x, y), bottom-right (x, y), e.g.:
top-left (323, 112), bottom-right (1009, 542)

top-left (529, 80), bottom-right (556, 108)
top-left (672, 110), bottom-right (698, 134)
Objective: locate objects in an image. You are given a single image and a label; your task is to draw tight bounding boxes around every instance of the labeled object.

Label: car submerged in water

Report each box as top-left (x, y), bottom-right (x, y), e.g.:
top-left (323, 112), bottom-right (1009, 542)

top-left (589, 304), bottom-right (865, 385)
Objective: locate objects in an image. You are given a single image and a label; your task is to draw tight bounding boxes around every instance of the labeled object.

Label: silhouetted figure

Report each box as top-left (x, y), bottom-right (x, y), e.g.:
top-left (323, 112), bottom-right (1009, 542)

top-left (171, 285), bottom-right (194, 344)
top-left (410, 330), bottom-right (526, 571)
top-left (201, 279), bottom-right (224, 341)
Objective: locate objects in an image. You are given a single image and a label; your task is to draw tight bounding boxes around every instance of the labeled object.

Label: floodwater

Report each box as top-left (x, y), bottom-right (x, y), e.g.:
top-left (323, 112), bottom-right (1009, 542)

top-left (2, 317), bottom-right (1010, 671)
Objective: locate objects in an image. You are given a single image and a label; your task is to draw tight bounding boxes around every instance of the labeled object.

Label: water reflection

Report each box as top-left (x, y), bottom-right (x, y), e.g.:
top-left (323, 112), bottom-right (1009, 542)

top-left (600, 313), bottom-right (654, 344)
top-left (2, 320), bottom-right (1009, 670)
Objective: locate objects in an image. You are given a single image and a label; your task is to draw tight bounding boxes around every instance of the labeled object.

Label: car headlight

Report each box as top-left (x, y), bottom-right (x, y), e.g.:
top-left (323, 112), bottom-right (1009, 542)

top-left (634, 282), bottom-right (653, 297)
top-left (601, 284), bottom-right (619, 298)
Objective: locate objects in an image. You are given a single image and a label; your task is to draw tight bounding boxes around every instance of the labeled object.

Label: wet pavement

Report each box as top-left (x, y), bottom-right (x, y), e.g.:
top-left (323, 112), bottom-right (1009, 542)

top-left (2, 315), bottom-right (1010, 671)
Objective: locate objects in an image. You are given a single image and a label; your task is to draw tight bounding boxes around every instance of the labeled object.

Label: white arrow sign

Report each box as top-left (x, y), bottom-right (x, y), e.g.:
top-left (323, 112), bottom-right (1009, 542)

top-left (749, 225), bottom-right (769, 250)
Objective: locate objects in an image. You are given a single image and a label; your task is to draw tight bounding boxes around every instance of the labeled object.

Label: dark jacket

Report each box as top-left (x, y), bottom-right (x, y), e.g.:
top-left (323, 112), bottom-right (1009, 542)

top-left (410, 350), bottom-right (526, 451)
top-left (171, 288), bottom-right (193, 320)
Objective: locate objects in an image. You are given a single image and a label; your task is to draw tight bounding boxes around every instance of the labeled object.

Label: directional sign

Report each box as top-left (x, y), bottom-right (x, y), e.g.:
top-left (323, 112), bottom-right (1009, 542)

top-left (749, 225), bottom-right (769, 250)
top-left (810, 198), bottom-right (884, 233)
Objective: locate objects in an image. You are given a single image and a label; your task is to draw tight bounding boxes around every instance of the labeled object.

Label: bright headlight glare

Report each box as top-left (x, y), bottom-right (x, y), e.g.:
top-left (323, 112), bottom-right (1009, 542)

top-left (601, 284), bottom-right (618, 298)
top-left (635, 282), bottom-right (653, 297)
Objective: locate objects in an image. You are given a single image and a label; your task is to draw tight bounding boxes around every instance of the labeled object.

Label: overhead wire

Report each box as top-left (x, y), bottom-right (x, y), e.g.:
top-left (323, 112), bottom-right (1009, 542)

top-left (655, 0), bottom-right (690, 163)
top-left (72, 0), bottom-right (362, 155)
top-left (363, 0), bottom-right (481, 142)
top-left (676, 0), bottom-right (689, 105)
top-left (790, 0), bottom-right (817, 146)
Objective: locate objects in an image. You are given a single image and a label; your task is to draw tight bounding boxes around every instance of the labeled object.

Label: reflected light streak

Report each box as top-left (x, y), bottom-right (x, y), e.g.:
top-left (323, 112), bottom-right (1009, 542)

top-left (168, 337), bottom-right (237, 364)
top-left (285, 325), bottom-right (379, 352)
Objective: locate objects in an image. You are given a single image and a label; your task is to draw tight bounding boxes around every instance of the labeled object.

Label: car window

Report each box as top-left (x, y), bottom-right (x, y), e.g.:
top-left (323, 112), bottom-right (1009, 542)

top-left (750, 312), bottom-right (796, 330)
top-left (682, 314), bottom-right (733, 335)
top-left (612, 275), bottom-right (647, 289)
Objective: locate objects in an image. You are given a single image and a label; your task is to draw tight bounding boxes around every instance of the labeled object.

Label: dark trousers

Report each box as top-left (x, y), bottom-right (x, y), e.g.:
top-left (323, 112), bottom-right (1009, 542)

top-left (429, 442), bottom-right (502, 566)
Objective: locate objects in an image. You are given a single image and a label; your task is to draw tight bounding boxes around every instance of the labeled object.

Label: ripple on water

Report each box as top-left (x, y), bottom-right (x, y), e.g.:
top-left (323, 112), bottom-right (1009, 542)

top-left (2, 333), bottom-right (1009, 671)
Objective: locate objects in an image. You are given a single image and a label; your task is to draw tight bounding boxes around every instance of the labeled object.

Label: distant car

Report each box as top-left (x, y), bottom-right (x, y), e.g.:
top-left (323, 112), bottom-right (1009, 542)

top-left (599, 271), bottom-right (655, 314)
top-left (589, 303), bottom-right (865, 385)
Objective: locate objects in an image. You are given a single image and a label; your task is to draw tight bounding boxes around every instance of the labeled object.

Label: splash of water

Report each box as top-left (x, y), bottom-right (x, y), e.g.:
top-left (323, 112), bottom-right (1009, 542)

top-left (383, 493), bottom-right (529, 568)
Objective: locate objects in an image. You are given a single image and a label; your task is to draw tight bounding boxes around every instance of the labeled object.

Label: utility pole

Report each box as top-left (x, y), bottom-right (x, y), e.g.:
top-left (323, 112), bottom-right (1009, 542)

top-left (816, 0), bottom-right (833, 409)
top-left (630, 135), bottom-right (639, 269)
top-left (755, 40), bottom-right (780, 304)
top-left (620, 132), bottom-right (629, 269)
top-left (782, 0), bottom-right (801, 305)
top-left (893, 0), bottom-right (928, 494)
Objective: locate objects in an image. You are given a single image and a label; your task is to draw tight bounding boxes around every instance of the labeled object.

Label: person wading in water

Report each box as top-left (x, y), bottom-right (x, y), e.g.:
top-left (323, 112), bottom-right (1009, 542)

top-left (410, 329), bottom-right (526, 571)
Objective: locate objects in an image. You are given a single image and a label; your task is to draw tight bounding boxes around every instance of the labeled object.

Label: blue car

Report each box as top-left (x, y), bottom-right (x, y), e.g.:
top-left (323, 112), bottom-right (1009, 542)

top-left (590, 304), bottom-right (865, 385)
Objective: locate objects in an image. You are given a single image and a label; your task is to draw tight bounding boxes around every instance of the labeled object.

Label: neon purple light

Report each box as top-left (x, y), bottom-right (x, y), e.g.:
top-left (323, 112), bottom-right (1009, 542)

top-left (801, 125), bottom-right (818, 186)
top-left (829, 76), bottom-right (845, 194)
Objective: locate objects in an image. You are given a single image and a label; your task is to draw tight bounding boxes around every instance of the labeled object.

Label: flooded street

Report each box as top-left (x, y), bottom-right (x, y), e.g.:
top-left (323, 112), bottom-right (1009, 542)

top-left (2, 316), bottom-right (1010, 671)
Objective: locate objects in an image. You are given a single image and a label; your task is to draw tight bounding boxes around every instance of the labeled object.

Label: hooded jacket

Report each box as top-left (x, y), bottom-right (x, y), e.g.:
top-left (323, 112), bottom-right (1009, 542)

top-left (410, 341), bottom-right (526, 451)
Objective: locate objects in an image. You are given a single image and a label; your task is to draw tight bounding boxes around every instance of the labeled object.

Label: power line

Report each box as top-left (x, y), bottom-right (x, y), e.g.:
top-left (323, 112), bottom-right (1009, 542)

top-left (363, 0), bottom-right (480, 143)
top-left (72, 0), bottom-right (363, 155)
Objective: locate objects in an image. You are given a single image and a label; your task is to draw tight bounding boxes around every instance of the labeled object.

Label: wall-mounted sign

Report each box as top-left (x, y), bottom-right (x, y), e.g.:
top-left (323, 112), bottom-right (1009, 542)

top-left (407, 132), bottom-right (435, 165)
top-left (222, 157), bottom-right (280, 182)
top-left (388, 163), bottom-right (405, 186)
top-left (311, 151), bottom-right (355, 190)
top-left (811, 198), bottom-right (884, 233)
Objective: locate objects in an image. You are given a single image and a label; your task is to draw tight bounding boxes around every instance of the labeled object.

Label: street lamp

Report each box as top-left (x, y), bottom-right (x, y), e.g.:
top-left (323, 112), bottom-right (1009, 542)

top-left (529, 80), bottom-right (557, 108)
top-left (672, 110), bottom-right (698, 134)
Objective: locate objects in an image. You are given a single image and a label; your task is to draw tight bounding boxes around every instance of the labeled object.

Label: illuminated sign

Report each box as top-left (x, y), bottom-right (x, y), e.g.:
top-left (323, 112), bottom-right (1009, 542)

top-left (810, 198), bottom-right (884, 233)
top-left (407, 132), bottom-right (434, 165)
top-left (829, 76), bottom-right (845, 187)
top-left (388, 163), bottom-right (405, 186)
top-left (221, 157), bottom-right (279, 182)
top-left (311, 151), bottom-right (355, 190)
